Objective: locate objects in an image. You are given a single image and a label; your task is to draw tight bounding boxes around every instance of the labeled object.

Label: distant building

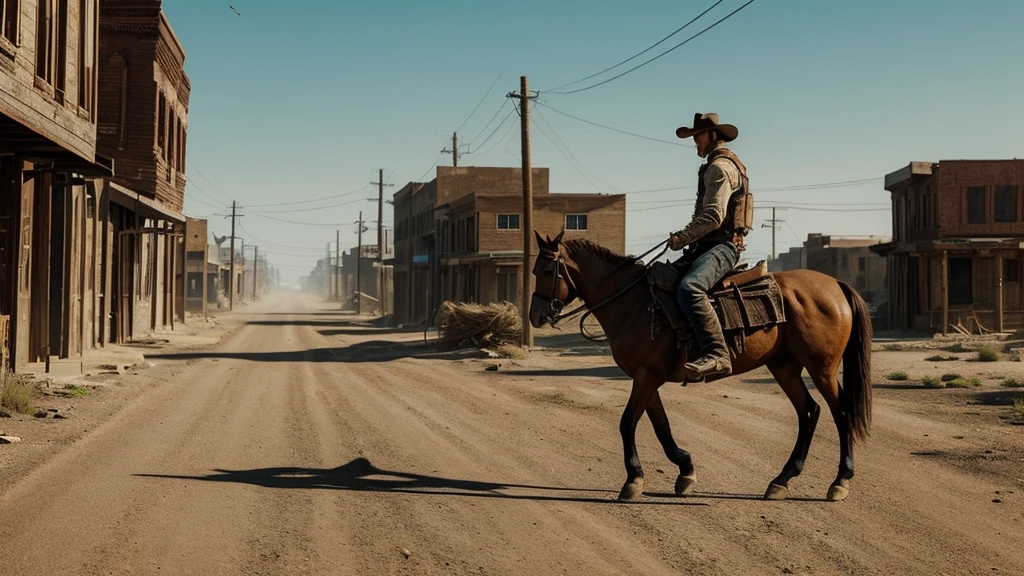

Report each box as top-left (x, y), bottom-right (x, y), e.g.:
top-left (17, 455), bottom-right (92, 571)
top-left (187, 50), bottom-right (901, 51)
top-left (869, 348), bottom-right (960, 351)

top-left (391, 166), bottom-right (626, 324)
top-left (769, 233), bottom-right (890, 323)
top-left (872, 160), bottom-right (1024, 333)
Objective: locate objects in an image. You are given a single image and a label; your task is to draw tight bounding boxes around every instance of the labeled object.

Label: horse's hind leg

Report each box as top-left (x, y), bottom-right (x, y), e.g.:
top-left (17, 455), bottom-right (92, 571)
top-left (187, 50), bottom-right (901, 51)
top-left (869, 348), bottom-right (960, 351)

top-left (809, 368), bottom-right (855, 502)
top-left (646, 389), bottom-right (697, 495)
top-left (764, 357), bottom-right (821, 500)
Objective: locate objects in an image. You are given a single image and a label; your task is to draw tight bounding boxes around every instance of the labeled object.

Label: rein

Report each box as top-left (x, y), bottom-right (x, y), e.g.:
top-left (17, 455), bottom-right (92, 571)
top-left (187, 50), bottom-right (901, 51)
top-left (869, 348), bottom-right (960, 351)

top-left (547, 240), bottom-right (670, 342)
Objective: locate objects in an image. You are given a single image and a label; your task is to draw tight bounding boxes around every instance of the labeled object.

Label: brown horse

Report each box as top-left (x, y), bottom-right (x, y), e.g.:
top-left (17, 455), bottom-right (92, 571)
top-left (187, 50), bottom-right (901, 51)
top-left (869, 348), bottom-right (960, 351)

top-left (529, 232), bottom-right (872, 502)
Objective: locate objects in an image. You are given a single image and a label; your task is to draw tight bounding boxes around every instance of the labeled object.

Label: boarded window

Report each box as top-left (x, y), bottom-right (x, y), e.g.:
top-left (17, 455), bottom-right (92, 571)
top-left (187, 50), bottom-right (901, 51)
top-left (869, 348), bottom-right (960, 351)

top-left (157, 92), bottom-right (166, 150)
top-left (967, 187), bottom-right (986, 224)
top-left (995, 185), bottom-right (1019, 223)
top-left (948, 258), bottom-right (973, 306)
top-left (566, 214), bottom-right (588, 231)
top-left (77, 0), bottom-right (97, 115)
top-left (497, 214), bottom-right (520, 230)
top-left (466, 216), bottom-right (475, 251)
top-left (1006, 259), bottom-right (1021, 283)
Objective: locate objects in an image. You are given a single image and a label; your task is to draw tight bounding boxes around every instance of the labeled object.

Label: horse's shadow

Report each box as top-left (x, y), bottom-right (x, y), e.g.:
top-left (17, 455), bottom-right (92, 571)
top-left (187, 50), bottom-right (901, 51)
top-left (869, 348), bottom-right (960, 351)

top-left (135, 457), bottom-right (708, 506)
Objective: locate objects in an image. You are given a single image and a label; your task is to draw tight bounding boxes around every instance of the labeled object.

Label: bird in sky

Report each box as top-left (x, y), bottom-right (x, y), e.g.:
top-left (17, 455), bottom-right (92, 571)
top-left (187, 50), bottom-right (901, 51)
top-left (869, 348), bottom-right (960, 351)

top-left (229, 5), bottom-right (241, 16)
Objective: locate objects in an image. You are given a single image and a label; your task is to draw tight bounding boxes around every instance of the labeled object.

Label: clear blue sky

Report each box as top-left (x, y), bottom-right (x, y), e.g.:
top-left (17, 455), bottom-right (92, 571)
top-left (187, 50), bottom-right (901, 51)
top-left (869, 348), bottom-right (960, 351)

top-left (163, 0), bottom-right (1024, 284)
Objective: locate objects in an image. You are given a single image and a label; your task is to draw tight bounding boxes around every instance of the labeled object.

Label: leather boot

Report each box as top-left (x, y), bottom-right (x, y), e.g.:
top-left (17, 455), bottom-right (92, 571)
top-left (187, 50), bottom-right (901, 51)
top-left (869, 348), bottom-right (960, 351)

top-left (683, 294), bottom-right (732, 379)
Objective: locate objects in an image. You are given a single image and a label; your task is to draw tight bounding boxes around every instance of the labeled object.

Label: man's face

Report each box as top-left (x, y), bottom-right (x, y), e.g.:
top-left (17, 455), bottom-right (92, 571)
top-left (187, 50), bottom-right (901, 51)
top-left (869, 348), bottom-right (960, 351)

top-left (693, 131), bottom-right (714, 158)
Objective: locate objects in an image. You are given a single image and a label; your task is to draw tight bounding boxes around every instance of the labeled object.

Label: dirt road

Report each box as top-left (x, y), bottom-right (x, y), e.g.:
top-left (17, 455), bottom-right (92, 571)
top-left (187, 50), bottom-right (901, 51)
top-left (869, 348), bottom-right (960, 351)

top-left (1, 293), bottom-right (1021, 575)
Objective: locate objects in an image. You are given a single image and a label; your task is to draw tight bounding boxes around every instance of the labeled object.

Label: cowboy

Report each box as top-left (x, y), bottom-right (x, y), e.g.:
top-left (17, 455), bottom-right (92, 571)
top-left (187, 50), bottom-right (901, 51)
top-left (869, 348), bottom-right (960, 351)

top-left (669, 113), bottom-right (752, 380)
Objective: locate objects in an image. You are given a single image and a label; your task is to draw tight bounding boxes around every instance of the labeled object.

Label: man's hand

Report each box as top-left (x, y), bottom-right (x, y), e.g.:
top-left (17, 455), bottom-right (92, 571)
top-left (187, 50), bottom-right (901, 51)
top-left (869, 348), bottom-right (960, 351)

top-left (669, 232), bottom-right (686, 251)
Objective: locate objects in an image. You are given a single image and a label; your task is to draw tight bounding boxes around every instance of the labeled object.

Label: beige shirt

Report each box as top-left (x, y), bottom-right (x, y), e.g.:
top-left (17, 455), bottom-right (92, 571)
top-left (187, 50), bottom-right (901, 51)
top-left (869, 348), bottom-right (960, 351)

top-left (676, 142), bottom-right (742, 245)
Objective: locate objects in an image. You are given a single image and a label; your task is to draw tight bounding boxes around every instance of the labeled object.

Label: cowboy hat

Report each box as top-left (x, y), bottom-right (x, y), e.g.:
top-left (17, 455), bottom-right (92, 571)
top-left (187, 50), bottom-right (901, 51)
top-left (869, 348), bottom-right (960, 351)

top-left (675, 112), bottom-right (738, 142)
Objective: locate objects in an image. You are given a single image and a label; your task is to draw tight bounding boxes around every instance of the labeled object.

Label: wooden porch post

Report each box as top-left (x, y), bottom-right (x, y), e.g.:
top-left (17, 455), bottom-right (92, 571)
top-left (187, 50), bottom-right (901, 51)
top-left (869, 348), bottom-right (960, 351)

top-left (941, 250), bottom-right (949, 336)
top-left (996, 251), bottom-right (1005, 333)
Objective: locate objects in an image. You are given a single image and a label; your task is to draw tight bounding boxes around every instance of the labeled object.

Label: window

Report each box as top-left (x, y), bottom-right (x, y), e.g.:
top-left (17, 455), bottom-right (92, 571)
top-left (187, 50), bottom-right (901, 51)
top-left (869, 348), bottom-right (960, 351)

top-left (35, 0), bottom-right (67, 92)
top-left (948, 258), bottom-right (973, 306)
top-left (157, 92), bottom-right (166, 151)
top-left (566, 214), bottom-right (588, 231)
top-left (967, 186), bottom-right (987, 224)
top-left (466, 216), bottom-right (475, 252)
top-left (168, 109), bottom-right (176, 174)
top-left (497, 214), bottom-right (520, 230)
top-left (995, 185), bottom-right (1019, 223)
top-left (77, 0), bottom-right (97, 116)
top-left (858, 257), bottom-right (866, 273)
top-left (2, 0), bottom-right (19, 45)
top-left (1006, 259), bottom-right (1020, 283)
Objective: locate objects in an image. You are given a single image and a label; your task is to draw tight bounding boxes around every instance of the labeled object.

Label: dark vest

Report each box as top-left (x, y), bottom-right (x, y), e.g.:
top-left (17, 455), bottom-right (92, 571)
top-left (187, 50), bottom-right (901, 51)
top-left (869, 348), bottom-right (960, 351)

top-left (692, 147), bottom-right (753, 251)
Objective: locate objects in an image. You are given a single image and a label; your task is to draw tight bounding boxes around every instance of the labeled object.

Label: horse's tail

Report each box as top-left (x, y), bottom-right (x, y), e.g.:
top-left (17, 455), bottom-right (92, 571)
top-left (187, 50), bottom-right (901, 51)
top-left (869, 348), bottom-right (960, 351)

top-left (839, 281), bottom-right (873, 443)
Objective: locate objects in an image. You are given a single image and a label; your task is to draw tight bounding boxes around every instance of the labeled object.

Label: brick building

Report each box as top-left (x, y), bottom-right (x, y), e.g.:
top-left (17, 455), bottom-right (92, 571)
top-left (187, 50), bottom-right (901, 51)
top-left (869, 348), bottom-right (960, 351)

top-left (392, 166), bottom-right (626, 324)
top-left (0, 0), bottom-right (112, 368)
top-left (872, 160), bottom-right (1024, 333)
top-left (770, 233), bottom-right (890, 322)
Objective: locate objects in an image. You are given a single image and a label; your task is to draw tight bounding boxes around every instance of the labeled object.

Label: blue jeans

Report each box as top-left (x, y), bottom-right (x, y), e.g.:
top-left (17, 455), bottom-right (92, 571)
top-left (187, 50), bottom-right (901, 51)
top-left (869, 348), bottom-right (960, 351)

top-left (676, 242), bottom-right (740, 358)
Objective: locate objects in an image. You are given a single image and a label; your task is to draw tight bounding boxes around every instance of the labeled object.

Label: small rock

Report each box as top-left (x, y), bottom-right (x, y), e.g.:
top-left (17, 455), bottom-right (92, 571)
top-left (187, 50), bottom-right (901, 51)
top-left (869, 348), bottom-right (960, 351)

top-left (485, 363), bottom-right (501, 372)
top-left (400, 548), bottom-right (411, 559)
top-left (53, 414), bottom-right (67, 420)
top-left (0, 409), bottom-right (10, 418)
top-left (47, 408), bottom-right (59, 413)
top-left (33, 410), bottom-right (48, 419)
top-left (656, 469), bottom-right (665, 474)
top-left (993, 498), bottom-right (1003, 503)
top-left (0, 435), bottom-right (22, 444)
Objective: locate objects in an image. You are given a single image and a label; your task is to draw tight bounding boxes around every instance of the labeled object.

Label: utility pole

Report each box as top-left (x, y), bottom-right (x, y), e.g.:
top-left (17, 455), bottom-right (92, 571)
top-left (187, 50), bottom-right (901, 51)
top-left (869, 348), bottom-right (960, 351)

top-left (252, 246), bottom-right (259, 300)
top-left (228, 201), bottom-right (237, 311)
top-left (325, 242), bottom-right (331, 297)
top-left (335, 229), bottom-right (341, 302)
top-left (370, 170), bottom-right (394, 316)
top-left (761, 206), bottom-right (786, 260)
top-left (356, 211), bottom-right (364, 315)
top-left (441, 132), bottom-right (464, 167)
top-left (508, 76), bottom-right (535, 348)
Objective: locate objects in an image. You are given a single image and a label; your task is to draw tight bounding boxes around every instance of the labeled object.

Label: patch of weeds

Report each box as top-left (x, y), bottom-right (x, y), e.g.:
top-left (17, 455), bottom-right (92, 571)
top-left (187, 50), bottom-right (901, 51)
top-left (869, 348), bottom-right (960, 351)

top-left (887, 371), bottom-right (910, 381)
top-left (1014, 398), bottom-right (1024, 414)
top-left (62, 384), bottom-right (91, 397)
top-left (925, 354), bottom-right (960, 362)
top-left (0, 369), bottom-right (38, 414)
top-left (946, 377), bottom-right (981, 389)
top-left (883, 343), bottom-right (904, 351)
top-left (977, 347), bottom-right (1000, 362)
top-left (494, 344), bottom-right (527, 360)
top-left (940, 373), bottom-right (962, 382)
top-left (1002, 378), bottom-right (1024, 389)
top-left (921, 376), bottom-right (944, 389)
top-left (535, 391), bottom-right (601, 411)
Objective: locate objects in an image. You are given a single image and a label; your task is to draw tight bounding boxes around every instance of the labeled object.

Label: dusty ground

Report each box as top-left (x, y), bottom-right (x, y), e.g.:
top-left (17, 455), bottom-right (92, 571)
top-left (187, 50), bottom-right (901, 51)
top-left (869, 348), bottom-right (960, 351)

top-left (0, 292), bottom-right (1022, 575)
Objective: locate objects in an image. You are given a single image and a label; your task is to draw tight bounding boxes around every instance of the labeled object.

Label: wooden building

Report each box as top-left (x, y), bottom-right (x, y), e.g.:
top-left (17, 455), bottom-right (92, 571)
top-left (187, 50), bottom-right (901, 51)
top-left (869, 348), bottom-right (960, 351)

top-left (92, 0), bottom-right (189, 341)
top-left (0, 0), bottom-right (112, 369)
top-left (392, 166), bottom-right (626, 325)
top-left (872, 160), bottom-right (1024, 333)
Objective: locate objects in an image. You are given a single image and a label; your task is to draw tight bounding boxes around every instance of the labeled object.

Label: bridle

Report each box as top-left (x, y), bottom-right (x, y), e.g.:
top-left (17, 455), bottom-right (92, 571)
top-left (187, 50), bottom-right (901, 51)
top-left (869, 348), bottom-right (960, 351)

top-left (531, 240), bottom-right (670, 339)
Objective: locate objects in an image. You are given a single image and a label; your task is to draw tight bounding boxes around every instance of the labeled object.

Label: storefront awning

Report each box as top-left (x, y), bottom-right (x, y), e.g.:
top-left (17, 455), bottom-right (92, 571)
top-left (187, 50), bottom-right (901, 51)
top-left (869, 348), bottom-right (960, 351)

top-left (107, 181), bottom-right (185, 225)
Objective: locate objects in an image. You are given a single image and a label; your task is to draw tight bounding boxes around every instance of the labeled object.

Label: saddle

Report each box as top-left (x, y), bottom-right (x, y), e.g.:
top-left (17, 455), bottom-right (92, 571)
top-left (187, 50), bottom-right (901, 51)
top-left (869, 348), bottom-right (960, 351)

top-left (646, 259), bottom-right (786, 355)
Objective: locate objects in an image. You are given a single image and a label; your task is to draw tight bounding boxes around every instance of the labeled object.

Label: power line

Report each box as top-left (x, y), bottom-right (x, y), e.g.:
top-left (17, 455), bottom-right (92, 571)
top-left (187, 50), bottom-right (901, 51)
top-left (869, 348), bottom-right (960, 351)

top-left (474, 113), bottom-right (520, 159)
top-left (186, 158), bottom-right (234, 203)
top-left (544, 0), bottom-right (724, 93)
top-left (531, 116), bottom-right (597, 189)
top-left (236, 222), bottom-right (326, 253)
top-left (551, 0), bottom-right (760, 96)
top-left (456, 70), bottom-right (505, 135)
top-left (249, 213), bottom-right (356, 227)
top-left (622, 177), bottom-right (884, 196)
top-left (533, 107), bottom-right (620, 191)
top-left (536, 101), bottom-right (685, 147)
top-left (245, 185), bottom-right (369, 209)
top-left (468, 100), bottom-right (511, 145)
top-left (247, 196), bottom-right (366, 215)
top-left (469, 105), bottom-right (516, 155)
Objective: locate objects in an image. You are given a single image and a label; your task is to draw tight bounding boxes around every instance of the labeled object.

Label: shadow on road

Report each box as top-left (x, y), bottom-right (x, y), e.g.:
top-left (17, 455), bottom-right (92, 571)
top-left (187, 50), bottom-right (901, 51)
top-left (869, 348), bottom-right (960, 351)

top-left (135, 457), bottom-right (705, 507)
top-left (500, 366), bottom-right (629, 381)
top-left (148, 340), bottom-right (482, 363)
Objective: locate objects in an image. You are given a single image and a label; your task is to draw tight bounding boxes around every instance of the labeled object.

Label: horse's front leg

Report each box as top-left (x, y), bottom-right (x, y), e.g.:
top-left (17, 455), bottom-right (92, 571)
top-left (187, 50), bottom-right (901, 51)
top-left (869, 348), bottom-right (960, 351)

top-left (646, 389), bottom-right (697, 495)
top-left (618, 371), bottom-right (656, 501)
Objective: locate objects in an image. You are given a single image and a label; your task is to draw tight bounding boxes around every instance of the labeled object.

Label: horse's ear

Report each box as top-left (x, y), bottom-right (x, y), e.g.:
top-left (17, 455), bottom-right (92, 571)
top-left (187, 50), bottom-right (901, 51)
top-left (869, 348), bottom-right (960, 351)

top-left (534, 230), bottom-right (546, 249)
top-left (553, 230), bottom-right (565, 245)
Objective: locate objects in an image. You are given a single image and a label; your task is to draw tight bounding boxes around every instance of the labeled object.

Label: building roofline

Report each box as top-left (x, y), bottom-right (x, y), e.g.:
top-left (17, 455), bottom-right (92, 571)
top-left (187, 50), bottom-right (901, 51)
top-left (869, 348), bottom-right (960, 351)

top-left (884, 161), bottom-right (934, 190)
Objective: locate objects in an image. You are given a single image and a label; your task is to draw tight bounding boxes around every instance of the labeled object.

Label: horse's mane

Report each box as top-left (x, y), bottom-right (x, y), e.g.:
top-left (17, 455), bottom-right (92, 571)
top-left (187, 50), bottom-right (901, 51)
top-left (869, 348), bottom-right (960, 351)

top-left (562, 239), bottom-right (640, 268)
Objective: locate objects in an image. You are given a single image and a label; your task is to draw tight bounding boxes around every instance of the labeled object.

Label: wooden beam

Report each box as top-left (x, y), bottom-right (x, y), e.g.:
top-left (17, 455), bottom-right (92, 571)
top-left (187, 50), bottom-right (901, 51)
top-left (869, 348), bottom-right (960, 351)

top-left (997, 251), bottom-right (1005, 333)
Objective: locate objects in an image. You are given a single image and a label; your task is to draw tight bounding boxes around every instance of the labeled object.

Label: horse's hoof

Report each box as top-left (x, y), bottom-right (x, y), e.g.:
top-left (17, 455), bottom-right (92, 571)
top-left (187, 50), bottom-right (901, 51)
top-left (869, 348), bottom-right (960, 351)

top-left (826, 484), bottom-right (849, 502)
top-left (675, 473), bottom-right (697, 495)
top-left (618, 480), bottom-right (644, 501)
top-left (764, 483), bottom-right (788, 500)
